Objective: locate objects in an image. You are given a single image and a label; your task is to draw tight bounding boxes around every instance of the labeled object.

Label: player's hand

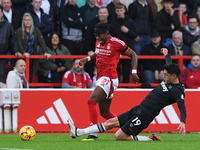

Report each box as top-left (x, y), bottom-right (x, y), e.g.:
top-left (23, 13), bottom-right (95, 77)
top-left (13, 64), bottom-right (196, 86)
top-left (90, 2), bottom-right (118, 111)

top-left (132, 73), bottom-right (140, 84)
top-left (79, 58), bottom-right (88, 66)
top-left (161, 48), bottom-right (168, 56)
top-left (88, 51), bottom-right (94, 56)
top-left (177, 122), bottom-right (186, 136)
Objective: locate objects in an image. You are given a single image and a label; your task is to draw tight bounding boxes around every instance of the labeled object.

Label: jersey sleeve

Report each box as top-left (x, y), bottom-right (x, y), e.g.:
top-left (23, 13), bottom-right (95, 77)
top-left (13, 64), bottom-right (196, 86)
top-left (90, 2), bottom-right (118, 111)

top-left (174, 90), bottom-right (187, 123)
top-left (115, 39), bottom-right (131, 54)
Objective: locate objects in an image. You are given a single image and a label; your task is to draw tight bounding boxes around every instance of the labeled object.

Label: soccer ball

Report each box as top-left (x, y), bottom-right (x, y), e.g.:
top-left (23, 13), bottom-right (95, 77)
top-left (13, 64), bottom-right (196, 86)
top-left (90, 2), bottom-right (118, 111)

top-left (19, 125), bottom-right (36, 141)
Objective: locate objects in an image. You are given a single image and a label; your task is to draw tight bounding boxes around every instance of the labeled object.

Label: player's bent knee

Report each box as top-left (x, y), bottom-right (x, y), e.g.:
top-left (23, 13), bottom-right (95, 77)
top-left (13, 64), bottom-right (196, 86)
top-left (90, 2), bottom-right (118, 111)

top-left (103, 117), bottom-right (119, 130)
top-left (115, 132), bottom-right (123, 141)
top-left (114, 129), bottom-right (128, 141)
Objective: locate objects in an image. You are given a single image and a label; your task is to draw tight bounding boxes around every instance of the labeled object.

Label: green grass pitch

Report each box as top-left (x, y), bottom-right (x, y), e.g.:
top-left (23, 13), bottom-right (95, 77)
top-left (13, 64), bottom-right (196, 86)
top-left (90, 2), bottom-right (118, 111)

top-left (0, 133), bottom-right (199, 150)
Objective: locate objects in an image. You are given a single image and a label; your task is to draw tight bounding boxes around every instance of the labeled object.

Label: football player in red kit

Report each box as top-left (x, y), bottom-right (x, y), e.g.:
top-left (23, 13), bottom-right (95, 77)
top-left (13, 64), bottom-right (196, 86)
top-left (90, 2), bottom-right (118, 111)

top-left (79, 22), bottom-right (139, 141)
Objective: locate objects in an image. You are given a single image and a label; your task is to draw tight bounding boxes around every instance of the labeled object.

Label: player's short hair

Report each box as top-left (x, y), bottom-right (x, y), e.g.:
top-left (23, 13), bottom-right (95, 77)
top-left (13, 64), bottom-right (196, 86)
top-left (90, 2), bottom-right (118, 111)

top-left (115, 3), bottom-right (125, 9)
top-left (164, 63), bottom-right (180, 77)
top-left (187, 14), bottom-right (199, 22)
top-left (94, 22), bottom-right (110, 34)
top-left (0, 5), bottom-right (3, 13)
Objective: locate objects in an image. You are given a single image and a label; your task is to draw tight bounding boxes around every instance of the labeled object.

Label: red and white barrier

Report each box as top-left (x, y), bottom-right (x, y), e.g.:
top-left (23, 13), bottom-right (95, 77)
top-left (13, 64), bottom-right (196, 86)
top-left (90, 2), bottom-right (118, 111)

top-left (17, 89), bottom-right (200, 132)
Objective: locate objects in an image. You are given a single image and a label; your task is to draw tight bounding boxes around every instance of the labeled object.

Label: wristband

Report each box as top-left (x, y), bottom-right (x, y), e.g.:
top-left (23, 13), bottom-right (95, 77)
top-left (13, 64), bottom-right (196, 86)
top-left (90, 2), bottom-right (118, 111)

top-left (86, 56), bottom-right (91, 61)
top-left (132, 69), bottom-right (137, 74)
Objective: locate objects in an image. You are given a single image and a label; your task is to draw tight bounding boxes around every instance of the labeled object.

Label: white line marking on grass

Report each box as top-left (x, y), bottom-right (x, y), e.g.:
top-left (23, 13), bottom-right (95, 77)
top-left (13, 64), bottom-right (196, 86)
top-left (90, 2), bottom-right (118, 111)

top-left (0, 148), bottom-right (34, 150)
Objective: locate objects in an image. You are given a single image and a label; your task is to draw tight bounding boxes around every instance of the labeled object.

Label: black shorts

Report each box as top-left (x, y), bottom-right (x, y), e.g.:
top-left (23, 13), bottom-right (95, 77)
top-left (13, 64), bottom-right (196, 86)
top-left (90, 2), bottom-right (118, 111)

top-left (118, 106), bottom-right (151, 136)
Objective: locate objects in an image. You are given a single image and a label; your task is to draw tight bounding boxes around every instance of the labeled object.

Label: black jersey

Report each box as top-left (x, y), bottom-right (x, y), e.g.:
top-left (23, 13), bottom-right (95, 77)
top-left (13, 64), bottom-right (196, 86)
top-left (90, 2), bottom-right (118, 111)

top-left (139, 81), bottom-right (187, 123)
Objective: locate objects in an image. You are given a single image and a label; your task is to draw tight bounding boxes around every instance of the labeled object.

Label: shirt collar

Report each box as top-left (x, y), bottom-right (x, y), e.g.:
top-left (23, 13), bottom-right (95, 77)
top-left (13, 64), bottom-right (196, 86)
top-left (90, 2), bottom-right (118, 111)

top-left (14, 68), bottom-right (25, 76)
top-left (138, 0), bottom-right (148, 7)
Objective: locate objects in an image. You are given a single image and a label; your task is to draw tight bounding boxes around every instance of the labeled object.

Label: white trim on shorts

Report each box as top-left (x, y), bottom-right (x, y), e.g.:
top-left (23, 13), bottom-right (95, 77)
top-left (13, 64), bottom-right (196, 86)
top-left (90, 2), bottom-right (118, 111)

top-left (96, 76), bottom-right (119, 99)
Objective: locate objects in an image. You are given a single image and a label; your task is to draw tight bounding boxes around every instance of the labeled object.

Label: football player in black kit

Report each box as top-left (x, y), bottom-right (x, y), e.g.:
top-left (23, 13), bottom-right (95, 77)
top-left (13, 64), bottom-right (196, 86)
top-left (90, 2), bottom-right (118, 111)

top-left (68, 48), bottom-right (186, 141)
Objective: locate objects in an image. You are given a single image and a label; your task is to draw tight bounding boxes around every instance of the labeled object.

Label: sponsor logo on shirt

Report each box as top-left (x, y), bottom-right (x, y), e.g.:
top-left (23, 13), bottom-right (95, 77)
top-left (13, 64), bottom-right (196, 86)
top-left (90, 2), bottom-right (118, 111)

top-left (161, 81), bottom-right (168, 92)
top-left (95, 48), bottom-right (111, 56)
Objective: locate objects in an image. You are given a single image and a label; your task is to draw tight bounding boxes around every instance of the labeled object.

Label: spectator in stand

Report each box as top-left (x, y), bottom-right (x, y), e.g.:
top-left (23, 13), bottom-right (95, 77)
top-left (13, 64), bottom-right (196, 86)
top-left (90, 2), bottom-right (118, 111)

top-left (195, 4), bottom-right (200, 26)
top-left (16, 13), bottom-right (51, 82)
top-left (38, 32), bottom-right (73, 83)
top-left (60, 0), bottom-right (85, 55)
top-left (176, 2), bottom-right (187, 29)
top-left (168, 31), bottom-right (191, 68)
top-left (48, 0), bottom-right (61, 36)
top-left (83, 7), bottom-right (111, 78)
top-left (140, 30), bottom-right (167, 83)
top-left (2, 0), bottom-right (22, 31)
top-left (181, 14), bottom-right (200, 47)
top-left (84, 7), bottom-right (110, 56)
top-left (179, 54), bottom-right (200, 88)
top-left (174, 0), bottom-right (195, 16)
top-left (156, 0), bottom-right (180, 46)
top-left (80, 0), bottom-right (99, 27)
top-left (110, 3), bottom-right (138, 83)
top-left (2, 0), bottom-right (23, 69)
top-left (62, 59), bottom-right (95, 88)
top-left (107, 0), bottom-right (127, 20)
top-left (6, 59), bottom-right (29, 88)
top-left (0, 5), bottom-right (22, 83)
top-left (11, 0), bottom-right (30, 15)
top-left (27, 0), bottom-right (52, 47)
top-left (128, 0), bottom-right (154, 55)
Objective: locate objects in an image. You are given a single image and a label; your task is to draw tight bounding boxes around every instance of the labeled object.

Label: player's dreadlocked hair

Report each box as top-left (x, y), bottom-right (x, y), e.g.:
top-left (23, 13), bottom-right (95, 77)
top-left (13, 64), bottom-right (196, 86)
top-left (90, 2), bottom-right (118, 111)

top-left (164, 63), bottom-right (180, 77)
top-left (94, 22), bottom-right (110, 34)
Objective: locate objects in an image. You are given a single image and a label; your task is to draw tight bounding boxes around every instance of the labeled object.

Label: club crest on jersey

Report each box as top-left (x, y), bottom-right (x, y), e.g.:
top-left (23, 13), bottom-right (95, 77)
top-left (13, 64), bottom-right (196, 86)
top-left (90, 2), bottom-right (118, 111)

top-left (107, 43), bottom-right (110, 49)
top-left (95, 48), bottom-right (100, 54)
top-left (161, 81), bottom-right (168, 92)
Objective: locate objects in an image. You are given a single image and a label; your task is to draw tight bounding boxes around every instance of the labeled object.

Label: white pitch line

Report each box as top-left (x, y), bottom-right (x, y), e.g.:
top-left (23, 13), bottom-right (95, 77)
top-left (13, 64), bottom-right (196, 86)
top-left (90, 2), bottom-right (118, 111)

top-left (0, 148), bottom-right (34, 150)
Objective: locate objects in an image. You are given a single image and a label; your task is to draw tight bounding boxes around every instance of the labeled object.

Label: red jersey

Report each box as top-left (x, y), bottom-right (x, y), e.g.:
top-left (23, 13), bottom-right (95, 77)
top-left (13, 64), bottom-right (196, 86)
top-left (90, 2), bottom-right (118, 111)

top-left (178, 12), bottom-right (187, 25)
top-left (179, 68), bottom-right (200, 88)
top-left (95, 36), bottom-right (130, 79)
top-left (62, 70), bottom-right (93, 88)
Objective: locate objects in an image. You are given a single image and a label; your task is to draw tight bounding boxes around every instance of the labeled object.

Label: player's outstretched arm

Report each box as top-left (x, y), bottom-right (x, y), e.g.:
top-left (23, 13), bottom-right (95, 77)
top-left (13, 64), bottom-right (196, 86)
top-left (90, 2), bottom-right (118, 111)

top-left (79, 53), bottom-right (96, 66)
top-left (177, 121), bottom-right (186, 136)
top-left (125, 49), bottom-right (139, 83)
top-left (161, 48), bottom-right (172, 65)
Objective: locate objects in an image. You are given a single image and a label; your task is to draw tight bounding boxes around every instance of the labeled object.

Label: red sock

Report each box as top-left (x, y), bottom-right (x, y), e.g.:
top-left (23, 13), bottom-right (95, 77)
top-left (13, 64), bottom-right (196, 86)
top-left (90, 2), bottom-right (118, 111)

top-left (88, 99), bottom-right (98, 124)
top-left (101, 112), bottom-right (116, 120)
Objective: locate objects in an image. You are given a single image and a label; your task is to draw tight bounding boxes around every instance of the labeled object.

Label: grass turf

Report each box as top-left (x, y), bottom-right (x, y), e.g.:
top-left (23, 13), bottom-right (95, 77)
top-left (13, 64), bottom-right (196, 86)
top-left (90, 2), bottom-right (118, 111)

top-left (0, 133), bottom-right (199, 150)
